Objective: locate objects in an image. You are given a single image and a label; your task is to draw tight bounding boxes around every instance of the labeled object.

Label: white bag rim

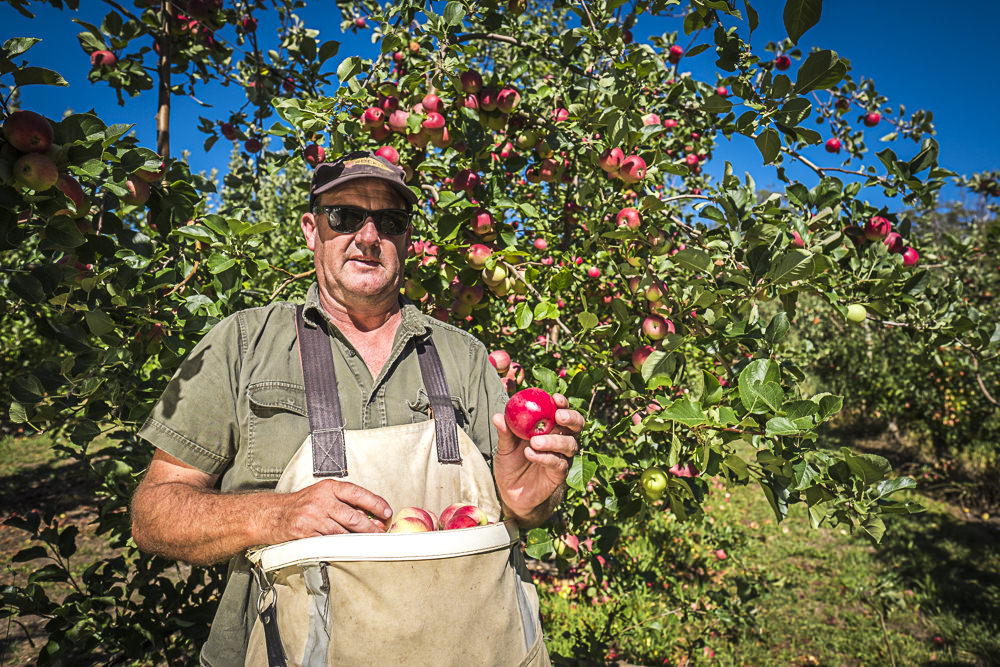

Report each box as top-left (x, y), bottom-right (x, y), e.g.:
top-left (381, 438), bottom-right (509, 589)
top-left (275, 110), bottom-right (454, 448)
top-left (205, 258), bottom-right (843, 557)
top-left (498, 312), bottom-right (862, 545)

top-left (247, 520), bottom-right (520, 571)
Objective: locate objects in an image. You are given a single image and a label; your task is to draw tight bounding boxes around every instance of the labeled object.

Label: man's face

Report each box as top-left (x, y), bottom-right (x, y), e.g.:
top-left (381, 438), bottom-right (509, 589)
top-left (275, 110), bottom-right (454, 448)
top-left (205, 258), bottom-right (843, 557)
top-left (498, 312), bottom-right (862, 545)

top-left (301, 178), bottom-right (412, 310)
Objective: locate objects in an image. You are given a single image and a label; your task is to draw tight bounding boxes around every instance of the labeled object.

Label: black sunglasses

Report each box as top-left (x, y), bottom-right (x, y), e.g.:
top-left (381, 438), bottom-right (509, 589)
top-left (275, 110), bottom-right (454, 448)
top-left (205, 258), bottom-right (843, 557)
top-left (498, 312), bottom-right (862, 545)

top-left (314, 205), bottom-right (412, 236)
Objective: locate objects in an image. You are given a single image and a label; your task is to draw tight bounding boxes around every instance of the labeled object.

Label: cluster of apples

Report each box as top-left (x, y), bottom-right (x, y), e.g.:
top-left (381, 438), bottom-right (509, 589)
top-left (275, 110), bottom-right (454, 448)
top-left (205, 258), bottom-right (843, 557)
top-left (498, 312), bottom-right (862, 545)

top-left (386, 503), bottom-right (489, 533)
top-left (843, 214), bottom-right (919, 267)
top-left (2, 111), bottom-right (90, 218)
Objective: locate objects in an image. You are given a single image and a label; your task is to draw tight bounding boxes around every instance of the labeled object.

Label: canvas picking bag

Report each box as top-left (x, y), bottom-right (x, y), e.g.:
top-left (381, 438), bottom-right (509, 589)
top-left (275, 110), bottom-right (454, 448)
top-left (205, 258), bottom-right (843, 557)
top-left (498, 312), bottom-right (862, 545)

top-left (243, 308), bottom-right (549, 667)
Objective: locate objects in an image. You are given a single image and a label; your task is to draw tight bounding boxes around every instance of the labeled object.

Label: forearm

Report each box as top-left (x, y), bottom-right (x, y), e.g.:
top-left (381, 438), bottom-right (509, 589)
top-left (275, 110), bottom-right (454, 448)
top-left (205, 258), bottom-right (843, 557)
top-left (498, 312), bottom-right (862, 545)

top-left (131, 481), bottom-right (285, 566)
top-left (501, 484), bottom-right (565, 529)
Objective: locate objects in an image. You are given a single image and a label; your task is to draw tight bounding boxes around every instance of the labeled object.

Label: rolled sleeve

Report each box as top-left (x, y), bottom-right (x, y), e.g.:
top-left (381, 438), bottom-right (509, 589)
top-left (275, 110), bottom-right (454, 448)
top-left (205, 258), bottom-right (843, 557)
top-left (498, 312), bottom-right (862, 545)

top-left (137, 314), bottom-right (244, 475)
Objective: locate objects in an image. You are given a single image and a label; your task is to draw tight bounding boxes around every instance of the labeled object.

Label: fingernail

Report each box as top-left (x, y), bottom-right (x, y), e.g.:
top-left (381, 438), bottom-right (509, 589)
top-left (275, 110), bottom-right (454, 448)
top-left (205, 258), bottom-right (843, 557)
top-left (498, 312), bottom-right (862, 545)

top-left (383, 508), bottom-right (392, 518)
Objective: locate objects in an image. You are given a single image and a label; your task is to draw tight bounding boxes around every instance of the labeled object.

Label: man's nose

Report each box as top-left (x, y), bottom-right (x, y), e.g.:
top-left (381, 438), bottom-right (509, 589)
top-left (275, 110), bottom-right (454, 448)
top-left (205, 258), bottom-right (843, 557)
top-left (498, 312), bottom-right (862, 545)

top-left (355, 217), bottom-right (381, 246)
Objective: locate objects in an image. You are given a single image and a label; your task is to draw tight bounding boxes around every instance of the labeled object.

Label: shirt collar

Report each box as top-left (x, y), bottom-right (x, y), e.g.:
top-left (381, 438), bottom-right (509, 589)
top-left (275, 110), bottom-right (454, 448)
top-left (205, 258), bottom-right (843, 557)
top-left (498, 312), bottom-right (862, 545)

top-left (302, 282), bottom-right (429, 339)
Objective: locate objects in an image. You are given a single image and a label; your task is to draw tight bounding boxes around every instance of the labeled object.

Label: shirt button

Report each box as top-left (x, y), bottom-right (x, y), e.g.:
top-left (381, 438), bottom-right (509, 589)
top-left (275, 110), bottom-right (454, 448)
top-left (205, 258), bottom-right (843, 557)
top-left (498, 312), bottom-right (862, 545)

top-left (346, 349), bottom-right (355, 357)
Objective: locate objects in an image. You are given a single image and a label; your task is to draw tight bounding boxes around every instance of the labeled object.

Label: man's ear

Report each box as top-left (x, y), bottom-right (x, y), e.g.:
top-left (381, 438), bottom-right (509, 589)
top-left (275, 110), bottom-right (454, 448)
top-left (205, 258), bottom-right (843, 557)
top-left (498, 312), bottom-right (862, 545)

top-left (301, 210), bottom-right (318, 251)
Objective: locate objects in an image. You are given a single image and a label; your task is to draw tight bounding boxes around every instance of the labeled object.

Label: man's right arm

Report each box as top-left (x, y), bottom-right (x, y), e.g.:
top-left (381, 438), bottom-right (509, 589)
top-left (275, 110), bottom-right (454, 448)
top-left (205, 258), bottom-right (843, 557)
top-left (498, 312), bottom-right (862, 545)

top-left (131, 450), bottom-right (394, 566)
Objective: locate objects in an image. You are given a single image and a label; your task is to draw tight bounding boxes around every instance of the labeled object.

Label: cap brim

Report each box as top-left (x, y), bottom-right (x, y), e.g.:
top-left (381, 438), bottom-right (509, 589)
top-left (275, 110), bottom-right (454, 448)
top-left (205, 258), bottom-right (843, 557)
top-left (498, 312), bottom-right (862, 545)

top-left (311, 171), bottom-right (418, 208)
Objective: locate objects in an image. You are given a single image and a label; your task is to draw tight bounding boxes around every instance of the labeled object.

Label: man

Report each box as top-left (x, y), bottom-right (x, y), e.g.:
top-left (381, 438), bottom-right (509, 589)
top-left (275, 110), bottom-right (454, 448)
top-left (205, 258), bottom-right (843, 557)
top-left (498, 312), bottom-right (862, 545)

top-left (131, 151), bottom-right (583, 664)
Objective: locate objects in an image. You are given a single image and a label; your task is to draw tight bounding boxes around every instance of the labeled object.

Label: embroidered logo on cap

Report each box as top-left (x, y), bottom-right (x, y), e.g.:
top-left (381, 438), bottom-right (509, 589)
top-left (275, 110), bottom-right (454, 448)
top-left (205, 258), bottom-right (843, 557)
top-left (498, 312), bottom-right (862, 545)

top-left (344, 157), bottom-right (396, 172)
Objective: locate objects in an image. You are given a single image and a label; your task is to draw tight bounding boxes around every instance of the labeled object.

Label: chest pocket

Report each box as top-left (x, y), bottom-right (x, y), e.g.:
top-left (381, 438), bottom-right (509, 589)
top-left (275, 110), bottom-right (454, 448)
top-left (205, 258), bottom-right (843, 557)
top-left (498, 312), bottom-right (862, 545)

top-left (406, 387), bottom-right (471, 430)
top-left (246, 381), bottom-right (309, 480)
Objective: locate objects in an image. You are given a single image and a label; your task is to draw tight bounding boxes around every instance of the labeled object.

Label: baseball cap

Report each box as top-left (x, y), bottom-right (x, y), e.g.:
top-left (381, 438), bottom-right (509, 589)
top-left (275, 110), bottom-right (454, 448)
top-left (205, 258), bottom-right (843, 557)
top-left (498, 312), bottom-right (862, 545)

top-left (309, 150), bottom-right (417, 210)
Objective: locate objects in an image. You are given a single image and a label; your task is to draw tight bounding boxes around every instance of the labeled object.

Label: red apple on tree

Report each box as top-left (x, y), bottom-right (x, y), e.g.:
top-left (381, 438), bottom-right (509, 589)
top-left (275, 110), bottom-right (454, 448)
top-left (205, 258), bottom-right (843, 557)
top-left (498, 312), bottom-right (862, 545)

top-left (864, 215), bottom-right (891, 241)
top-left (619, 155), bottom-right (647, 183)
top-left (631, 345), bottom-right (654, 371)
top-left (489, 349), bottom-right (511, 375)
top-left (374, 145), bottom-right (399, 165)
top-left (460, 70), bottom-right (483, 94)
top-left (497, 88), bottom-right (521, 113)
top-left (90, 50), bottom-right (117, 67)
top-left (304, 143), bottom-right (325, 167)
top-left (863, 111), bottom-right (881, 127)
top-left (883, 231), bottom-right (904, 254)
top-left (3, 110), bottom-right (55, 153)
top-left (55, 172), bottom-right (86, 216)
top-left (642, 314), bottom-right (674, 340)
top-left (599, 147), bottom-right (625, 174)
top-left (616, 207), bottom-right (641, 229)
top-left (825, 138), bottom-right (842, 153)
top-left (504, 387), bottom-right (558, 440)
top-left (13, 152), bottom-right (59, 191)
top-left (902, 247), bottom-right (919, 267)
top-left (123, 176), bottom-right (151, 205)
top-left (775, 54), bottom-right (791, 70)
top-left (220, 122), bottom-right (237, 140)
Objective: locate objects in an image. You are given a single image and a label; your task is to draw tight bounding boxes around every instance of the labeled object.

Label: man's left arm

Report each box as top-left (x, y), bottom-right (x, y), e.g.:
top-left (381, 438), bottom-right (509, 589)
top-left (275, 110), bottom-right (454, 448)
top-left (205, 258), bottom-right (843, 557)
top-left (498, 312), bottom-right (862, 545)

top-left (490, 394), bottom-right (583, 528)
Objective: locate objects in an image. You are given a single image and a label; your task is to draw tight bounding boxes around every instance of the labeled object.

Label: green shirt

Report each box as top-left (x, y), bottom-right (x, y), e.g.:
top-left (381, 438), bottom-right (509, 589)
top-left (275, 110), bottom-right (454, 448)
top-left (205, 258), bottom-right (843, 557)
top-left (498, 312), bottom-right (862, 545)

top-left (137, 282), bottom-right (509, 665)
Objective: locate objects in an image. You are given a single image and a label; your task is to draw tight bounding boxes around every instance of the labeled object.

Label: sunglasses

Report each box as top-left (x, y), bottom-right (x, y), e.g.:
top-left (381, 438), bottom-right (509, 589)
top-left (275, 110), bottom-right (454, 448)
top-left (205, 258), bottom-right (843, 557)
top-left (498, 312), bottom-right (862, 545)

top-left (314, 205), bottom-right (412, 236)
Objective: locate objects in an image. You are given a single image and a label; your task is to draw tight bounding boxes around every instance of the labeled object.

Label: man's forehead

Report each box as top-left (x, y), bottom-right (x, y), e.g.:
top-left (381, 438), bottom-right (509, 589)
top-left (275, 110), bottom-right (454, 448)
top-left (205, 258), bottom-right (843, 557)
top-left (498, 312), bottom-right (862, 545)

top-left (320, 178), bottom-right (404, 203)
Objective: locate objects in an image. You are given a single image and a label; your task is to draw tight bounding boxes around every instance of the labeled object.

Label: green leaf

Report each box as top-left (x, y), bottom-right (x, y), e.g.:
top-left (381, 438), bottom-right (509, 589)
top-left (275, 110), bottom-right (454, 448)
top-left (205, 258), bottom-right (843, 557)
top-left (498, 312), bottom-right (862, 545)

top-left (701, 370), bottom-right (722, 405)
top-left (566, 454), bottom-right (598, 491)
top-left (765, 416), bottom-right (801, 436)
top-left (795, 50), bottom-right (844, 94)
top-left (783, 0), bottom-right (822, 45)
top-left (670, 248), bottom-right (712, 272)
top-left (907, 137), bottom-right (939, 174)
top-left (12, 66), bottom-right (68, 87)
top-left (336, 56), bottom-right (361, 82)
top-left (207, 253), bottom-right (237, 274)
top-left (874, 477), bottom-right (916, 499)
top-left (318, 40), bottom-right (340, 64)
top-left (13, 545), bottom-right (48, 562)
top-left (862, 516), bottom-right (885, 543)
top-left (578, 311), bottom-right (599, 330)
top-left (659, 396), bottom-right (707, 427)
top-left (84, 309), bottom-right (116, 336)
top-left (514, 301), bottom-right (533, 329)
top-left (701, 94), bottom-right (732, 114)
top-left (738, 359), bottom-right (784, 413)
top-left (844, 451), bottom-right (891, 485)
top-left (767, 249), bottom-right (819, 283)
top-left (764, 311), bottom-right (790, 345)
top-left (755, 128), bottom-right (781, 164)
top-left (443, 1), bottom-right (466, 25)
top-left (173, 225), bottom-right (218, 243)
top-left (4, 37), bottom-right (41, 58)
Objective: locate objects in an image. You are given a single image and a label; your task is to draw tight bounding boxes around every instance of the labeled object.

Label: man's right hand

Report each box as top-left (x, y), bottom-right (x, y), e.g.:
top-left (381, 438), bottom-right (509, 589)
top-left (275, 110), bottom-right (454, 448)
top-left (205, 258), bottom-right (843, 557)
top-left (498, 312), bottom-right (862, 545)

top-left (272, 479), bottom-right (393, 541)
top-left (132, 450), bottom-right (394, 566)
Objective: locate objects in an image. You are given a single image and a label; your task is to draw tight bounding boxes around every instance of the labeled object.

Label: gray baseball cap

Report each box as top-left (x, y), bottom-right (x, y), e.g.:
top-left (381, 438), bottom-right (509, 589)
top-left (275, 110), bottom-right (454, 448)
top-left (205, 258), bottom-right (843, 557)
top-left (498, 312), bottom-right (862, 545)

top-left (309, 150), bottom-right (417, 210)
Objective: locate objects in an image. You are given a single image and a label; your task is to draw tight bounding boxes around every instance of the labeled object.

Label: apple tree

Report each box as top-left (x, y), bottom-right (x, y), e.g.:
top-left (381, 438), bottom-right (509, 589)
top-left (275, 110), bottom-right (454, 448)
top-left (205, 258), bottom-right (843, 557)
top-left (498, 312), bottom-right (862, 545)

top-left (1, 0), bottom-right (988, 661)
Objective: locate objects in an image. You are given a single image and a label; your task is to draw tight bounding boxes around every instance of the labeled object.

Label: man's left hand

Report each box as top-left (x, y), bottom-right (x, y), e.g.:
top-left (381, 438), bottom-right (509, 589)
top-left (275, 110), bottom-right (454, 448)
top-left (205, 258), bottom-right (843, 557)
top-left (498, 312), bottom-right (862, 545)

top-left (492, 393), bottom-right (583, 525)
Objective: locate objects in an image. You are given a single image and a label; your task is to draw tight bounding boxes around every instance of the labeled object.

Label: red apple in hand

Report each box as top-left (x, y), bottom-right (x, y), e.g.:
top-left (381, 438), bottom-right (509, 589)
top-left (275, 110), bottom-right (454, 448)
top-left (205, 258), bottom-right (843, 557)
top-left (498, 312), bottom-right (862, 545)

top-left (387, 507), bottom-right (438, 532)
top-left (505, 388), bottom-right (558, 440)
top-left (439, 503), bottom-right (489, 530)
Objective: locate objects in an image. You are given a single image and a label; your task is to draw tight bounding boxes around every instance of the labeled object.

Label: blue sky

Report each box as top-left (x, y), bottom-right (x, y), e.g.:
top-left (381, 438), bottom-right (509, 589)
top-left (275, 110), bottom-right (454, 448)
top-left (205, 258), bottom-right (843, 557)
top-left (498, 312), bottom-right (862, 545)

top-left (4, 0), bottom-right (997, 207)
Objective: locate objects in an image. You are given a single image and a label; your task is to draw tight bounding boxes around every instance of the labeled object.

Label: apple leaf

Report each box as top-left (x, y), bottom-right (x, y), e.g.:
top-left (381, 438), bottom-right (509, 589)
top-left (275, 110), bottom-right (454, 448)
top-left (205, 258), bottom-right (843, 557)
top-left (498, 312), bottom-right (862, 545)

top-left (764, 311), bottom-right (790, 345)
top-left (738, 359), bottom-right (784, 413)
top-left (765, 416), bottom-right (801, 436)
top-left (843, 450), bottom-right (891, 485)
top-left (659, 396), bottom-right (707, 428)
top-left (578, 311), bottom-right (599, 330)
top-left (755, 128), bottom-right (781, 164)
top-left (783, 0), bottom-right (822, 45)
top-left (514, 301), bottom-right (533, 329)
top-left (84, 309), bottom-right (116, 336)
top-left (701, 370), bottom-right (722, 405)
top-left (566, 454), bottom-right (597, 492)
top-left (13, 66), bottom-right (68, 87)
top-left (795, 50), bottom-right (844, 94)
top-left (670, 248), bottom-right (712, 273)
top-left (443, 2), bottom-right (466, 25)
top-left (874, 477), bottom-right (917, 500)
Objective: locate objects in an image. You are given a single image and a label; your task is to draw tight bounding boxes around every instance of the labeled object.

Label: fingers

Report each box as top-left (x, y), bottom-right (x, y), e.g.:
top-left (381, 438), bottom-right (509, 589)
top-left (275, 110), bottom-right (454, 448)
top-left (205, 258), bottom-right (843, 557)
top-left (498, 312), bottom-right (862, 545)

top-left (287, 480), bottom-right (393, 537)
top-left (492, 412), bottom-right (520, 455)
top-left (551, 394), bottom-right (584, 436)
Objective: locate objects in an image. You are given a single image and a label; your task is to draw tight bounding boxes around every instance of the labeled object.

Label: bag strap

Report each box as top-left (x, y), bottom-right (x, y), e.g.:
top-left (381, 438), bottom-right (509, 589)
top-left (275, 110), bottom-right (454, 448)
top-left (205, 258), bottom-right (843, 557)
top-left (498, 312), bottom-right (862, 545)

top-left (296, 305), bottom-right (348, 477)
top-left (295, 305), bottom-right (462, 470)
top-left (415, 336), bottom-right (462, 464)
